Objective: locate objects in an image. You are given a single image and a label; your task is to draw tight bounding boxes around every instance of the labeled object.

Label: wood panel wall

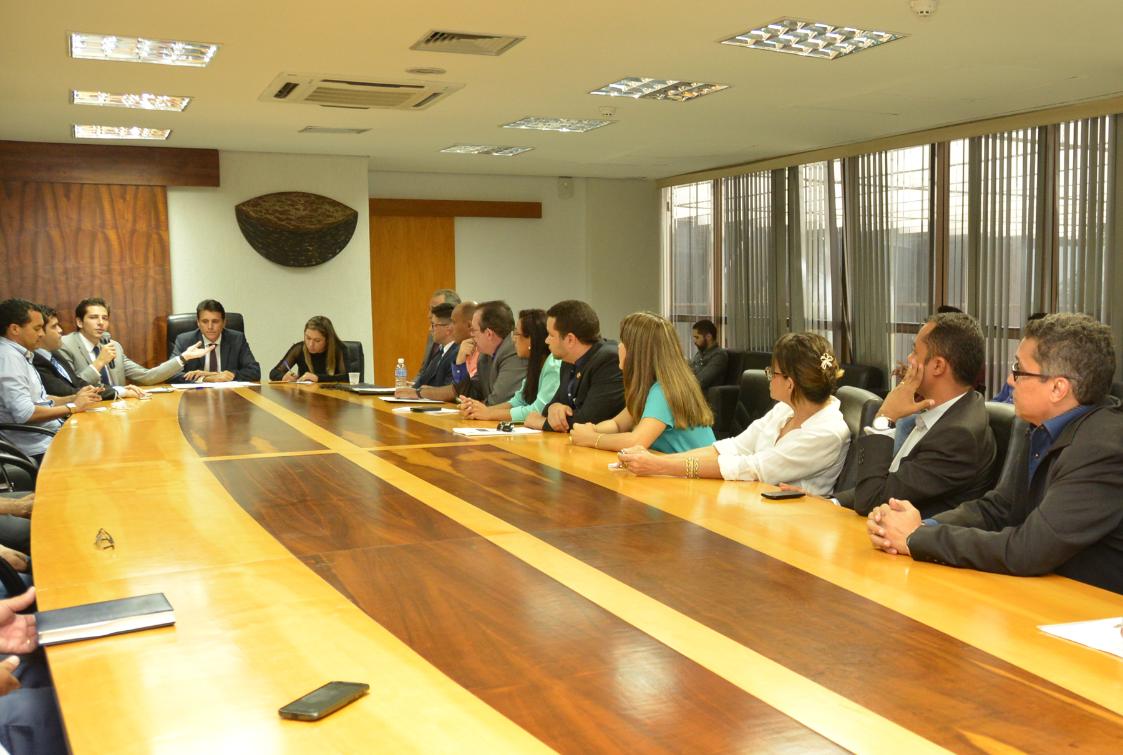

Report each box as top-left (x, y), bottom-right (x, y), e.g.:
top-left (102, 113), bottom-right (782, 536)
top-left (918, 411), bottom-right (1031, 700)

top-left (0, 181), bottom-right (171, 367)
top-left (369, 214), bottom-right (456, 385)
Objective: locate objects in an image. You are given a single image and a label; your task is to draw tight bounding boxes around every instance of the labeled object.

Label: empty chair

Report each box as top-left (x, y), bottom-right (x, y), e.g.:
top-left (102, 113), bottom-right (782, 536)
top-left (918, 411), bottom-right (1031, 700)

top-left (837, 362), bottom-right (886, 393)
top-left (730, 369), bottom-right (775, 437)
top-left (342, 341), bottom-right (365, 383)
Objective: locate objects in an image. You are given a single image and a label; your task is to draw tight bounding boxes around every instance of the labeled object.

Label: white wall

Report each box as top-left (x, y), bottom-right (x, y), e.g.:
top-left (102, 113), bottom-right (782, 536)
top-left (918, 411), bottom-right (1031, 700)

top-left (368, 171), bottom-right (659, 340)
top-left (168, 151), bottom-right (373, 379)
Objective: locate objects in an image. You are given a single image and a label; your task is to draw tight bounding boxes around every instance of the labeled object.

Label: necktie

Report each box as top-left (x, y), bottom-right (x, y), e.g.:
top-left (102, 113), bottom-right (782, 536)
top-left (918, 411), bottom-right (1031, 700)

top-left (50, 356), bottom-right (69, 380)
top-left (892, 415), bottom-right (918, 455)
top-left (93, 344), bottom-right (112, 386)
top-left (207, 345), bottom-right (218, 373)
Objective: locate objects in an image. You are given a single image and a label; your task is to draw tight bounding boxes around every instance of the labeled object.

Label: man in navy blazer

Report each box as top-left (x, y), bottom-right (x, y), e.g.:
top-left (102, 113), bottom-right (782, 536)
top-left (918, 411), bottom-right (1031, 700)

top-left (394, 303), bottom-right (459, 400)
top-left (170, 300), bottom-right (260, 382)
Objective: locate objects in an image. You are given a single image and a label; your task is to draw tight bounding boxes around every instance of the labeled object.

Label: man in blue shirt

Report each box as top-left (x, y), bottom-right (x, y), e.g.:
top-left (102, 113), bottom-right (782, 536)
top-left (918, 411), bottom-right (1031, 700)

top-left (868, 313), bottom-right (1123, 594)
top-left (0, 299), bottom-right (99, 464)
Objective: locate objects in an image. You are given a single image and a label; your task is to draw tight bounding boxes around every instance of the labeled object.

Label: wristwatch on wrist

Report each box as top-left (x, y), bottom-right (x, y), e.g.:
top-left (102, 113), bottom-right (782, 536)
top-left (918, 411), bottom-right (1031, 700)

top-left (872, 414), bottom-right (895, 431)
top-left (65, 402), bottom-right (77, 416)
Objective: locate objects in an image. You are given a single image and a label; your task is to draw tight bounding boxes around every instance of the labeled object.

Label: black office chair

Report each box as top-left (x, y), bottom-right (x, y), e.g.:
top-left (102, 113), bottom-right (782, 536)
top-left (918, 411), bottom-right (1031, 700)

top-left (742, 351), bottom-right (772, 370)
top-left (992, 415), bottom-right (1031, 493)
top-left (0, 425), bottom-right (53, 492)
top-left (984, 401), bottom-right (1016, 487)
top-left (706, 350), bottom-right (773, 439)
top-left (341, 341), bottom-right (365, 383)
top-left (833, 387), bottom-right (883, 492)
top-left (1110, 381), bottom-right (1123, 402)
top-left (838, 363), bottom-right (886, 393)
top-left (729, 370), bottom-right (776, 437)
top-left (165, 312), bottom-right (247, 359)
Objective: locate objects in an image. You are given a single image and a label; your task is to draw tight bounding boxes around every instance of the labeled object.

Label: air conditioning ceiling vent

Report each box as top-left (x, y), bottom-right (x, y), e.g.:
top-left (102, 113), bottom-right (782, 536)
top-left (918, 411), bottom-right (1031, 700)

top-left (259, 73), bottom-right (462, 110)
top-left (410, 30), bottom-right (525, 56)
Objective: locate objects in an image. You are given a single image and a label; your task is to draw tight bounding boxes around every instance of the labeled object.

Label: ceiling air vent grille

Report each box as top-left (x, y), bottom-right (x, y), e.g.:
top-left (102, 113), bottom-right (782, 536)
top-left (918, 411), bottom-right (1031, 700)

top-left (259, 73), bottom-right (462, 110)
top-left (410, 30), bottom-right (525, 56)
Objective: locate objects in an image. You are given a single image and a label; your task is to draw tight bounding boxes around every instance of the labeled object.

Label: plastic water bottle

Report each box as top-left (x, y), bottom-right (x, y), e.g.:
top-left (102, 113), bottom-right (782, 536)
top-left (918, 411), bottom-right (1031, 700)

top-left (394, 358), bottom-right (408, 389)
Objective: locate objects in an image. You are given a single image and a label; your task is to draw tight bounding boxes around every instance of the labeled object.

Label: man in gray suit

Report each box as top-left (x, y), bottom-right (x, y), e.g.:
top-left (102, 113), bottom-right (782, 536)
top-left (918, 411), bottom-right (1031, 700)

top-left (59, 298), bottom-right (211, 389)
top-left (452, 300), bottom-right (526, 405)
top-left (836, 312), bottom-right (996, 518)
top-left (869, 313), bottom-right (1123, 594)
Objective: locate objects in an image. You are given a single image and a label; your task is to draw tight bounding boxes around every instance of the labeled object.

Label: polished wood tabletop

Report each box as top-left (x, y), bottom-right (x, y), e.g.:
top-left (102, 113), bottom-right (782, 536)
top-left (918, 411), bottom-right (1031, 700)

top-left (32, 385), bottom-right (1123, 753)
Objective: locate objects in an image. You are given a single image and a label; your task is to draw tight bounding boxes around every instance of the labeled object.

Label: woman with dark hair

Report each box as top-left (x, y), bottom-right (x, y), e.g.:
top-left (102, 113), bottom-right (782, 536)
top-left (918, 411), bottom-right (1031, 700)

top-left (269, 316), bottom-right (350, 383)
top-left (616, 331), bottom-right (850, 495)
top-left (460, 309), bottom-right (561, 422)
top-left (569, 311), bottom-right (714, 453)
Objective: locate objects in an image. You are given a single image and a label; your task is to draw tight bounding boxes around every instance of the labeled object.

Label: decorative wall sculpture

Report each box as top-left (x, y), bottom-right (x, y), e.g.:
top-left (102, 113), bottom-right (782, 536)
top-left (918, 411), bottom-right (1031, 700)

top-left (235, 191), bottom-right (357, 267)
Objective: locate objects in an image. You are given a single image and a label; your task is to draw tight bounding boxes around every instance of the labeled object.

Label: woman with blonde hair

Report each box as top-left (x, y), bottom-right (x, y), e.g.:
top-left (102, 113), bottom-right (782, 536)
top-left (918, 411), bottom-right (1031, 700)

top-left (269, 315), bottom-right (350, 383)
top-left (616, 331), bottom-right (849, 495)
top-left (569, 311), bottom-right (715, 452)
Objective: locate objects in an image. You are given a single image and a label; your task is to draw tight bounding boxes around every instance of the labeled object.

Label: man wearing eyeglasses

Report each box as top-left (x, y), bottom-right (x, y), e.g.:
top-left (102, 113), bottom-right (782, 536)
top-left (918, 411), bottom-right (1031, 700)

top-left (869, 313), bottom-right (1123, 594)
top-left (836, 311), bottom-right (996, 518)
top-left (451, 300), bottom-right (527, 406)
top-left (394, 303), bottom-right (459, 400)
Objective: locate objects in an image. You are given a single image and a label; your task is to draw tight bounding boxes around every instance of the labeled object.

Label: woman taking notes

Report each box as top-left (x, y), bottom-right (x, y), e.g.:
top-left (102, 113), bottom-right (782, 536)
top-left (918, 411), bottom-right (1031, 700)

top-left (569, 312), bottom-right (715, 453)
top-left (615, 331), bottom-right (849, 495)
top-left (460, 309), bottom-right (561, 422)
top-left (269, 316), bottom-right (350, 383)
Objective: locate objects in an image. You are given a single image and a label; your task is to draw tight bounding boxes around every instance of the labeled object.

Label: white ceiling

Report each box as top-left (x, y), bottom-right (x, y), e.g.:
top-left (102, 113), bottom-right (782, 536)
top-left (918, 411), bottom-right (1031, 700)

top-left (4, 1), bottom-right (1123, 180)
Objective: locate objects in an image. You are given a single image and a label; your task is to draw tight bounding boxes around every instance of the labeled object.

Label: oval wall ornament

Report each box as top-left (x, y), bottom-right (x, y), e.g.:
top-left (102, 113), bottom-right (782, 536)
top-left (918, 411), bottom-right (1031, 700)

top-left (235, 191), bottom-right (358, 267)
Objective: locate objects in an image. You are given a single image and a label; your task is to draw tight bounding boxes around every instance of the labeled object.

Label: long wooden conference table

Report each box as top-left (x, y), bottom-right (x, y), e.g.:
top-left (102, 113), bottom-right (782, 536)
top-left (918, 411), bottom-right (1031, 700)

top-left (30, 384), bottom-right (1123, 753)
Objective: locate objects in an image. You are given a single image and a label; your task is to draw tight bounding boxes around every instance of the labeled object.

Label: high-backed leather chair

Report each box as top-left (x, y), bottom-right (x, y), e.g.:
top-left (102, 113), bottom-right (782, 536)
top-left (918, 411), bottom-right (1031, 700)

top-left (838, 363), bottom-right (886, 394)
top-left (742, 351), bottom-right (772, 371)
top-left (341, 341), bottom-right (365, 383)
top-left (984, 401), bottom-right (1016, 488)
top-left (706, 350), bottom-right (773, 439)
top-left (165, 312), bottom-right (247, 359)
top-left (729, 369), bottom-right (775, 437)
top-left (833, 387), bottom-right (883, 493)
top-left (992, 414), bottom-right (1030, 494)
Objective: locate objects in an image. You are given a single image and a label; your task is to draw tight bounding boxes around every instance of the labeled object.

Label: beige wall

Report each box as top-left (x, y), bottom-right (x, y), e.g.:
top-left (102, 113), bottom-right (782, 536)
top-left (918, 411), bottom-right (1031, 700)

top-left (168, 151), bottom-right (373, 379)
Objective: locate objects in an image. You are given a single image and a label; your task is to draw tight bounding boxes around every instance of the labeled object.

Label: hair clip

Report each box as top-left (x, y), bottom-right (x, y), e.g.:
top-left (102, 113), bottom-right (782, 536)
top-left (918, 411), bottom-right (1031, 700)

top-left (820, 352), bottom-right (835, 371)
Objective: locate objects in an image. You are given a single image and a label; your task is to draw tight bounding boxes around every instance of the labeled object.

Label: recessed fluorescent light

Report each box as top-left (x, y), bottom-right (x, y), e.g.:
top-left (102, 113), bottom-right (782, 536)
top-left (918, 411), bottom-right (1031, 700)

top-left (73, 125), bottom-right (171, 141)
top-left (71, 90), bottom-right (190, 112)
top-left (502, 116), bottom-right (612, 133)
top-left (721, 19), bottom-right (901, 60)
top-left (69, 32), bottom-right (219, 67)
top-left (440, 144), bottom-right (533, 156)
top-left (590, 77), bottom-right (729, 102)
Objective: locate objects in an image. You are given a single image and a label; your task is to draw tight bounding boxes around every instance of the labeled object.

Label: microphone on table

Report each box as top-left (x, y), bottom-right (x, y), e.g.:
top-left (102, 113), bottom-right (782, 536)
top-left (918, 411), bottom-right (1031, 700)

top-left (100, 332), bottom-right (116, 368)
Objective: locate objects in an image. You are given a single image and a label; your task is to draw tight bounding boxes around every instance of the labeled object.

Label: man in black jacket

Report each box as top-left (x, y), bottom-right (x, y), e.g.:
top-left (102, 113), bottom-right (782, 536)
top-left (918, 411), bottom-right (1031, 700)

top-left (170, 299), bottom-right (260, 382)
top-left (869, 313), bottom-right (1123, 594)
top-left (836, 312), bottom-right (996, 517)
top-left (526, 300), bottom-right (624, 433)
top-left (32, 306), bottom-right (120, 401)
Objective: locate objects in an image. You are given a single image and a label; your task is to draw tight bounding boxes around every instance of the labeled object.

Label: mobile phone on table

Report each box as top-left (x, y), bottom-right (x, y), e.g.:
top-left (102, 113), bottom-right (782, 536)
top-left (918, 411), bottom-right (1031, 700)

top-left (410, 406), bottom-right (442, 413)
top-left (278, 681), bottom-right (369, 721)
top-left (761, 490), bottom-right (804, 500)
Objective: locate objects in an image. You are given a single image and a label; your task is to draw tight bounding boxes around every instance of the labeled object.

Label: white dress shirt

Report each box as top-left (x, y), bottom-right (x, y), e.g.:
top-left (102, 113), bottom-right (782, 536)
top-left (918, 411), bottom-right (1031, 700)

top-left (711, 396), bottom-right (851, 495)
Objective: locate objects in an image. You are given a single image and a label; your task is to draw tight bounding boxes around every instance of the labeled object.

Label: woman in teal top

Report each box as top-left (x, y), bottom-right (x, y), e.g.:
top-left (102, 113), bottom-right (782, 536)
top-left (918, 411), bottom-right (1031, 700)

top-left (460, 309), bottom-right (559, 422)
top-left (570, 312), bottom-right (715, 452)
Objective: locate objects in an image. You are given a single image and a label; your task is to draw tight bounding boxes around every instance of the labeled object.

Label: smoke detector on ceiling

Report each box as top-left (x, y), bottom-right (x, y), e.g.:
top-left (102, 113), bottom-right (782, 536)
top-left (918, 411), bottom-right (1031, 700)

top-left (259, 73), bottom-right (463, 110)
top-left (909, 0), bottom-right (939, 17)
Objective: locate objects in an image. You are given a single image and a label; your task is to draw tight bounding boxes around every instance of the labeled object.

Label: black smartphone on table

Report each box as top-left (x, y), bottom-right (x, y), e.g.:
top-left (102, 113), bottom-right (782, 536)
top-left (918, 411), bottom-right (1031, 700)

top-left (761, 490), bottom-right (805, 500)
top-left (278, 681), bottom-right (369, 721)
top-left (410, 406), bottom-right (442, 413)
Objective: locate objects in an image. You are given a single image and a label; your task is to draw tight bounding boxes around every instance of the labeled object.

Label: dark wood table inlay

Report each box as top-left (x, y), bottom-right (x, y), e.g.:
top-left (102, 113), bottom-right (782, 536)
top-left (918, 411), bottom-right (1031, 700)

top-left (209, 452), bottom-right (840, 753)
top-left (177, 389), bottom-right (325, 457)
top-left (260, 385), bottom-right (453, 446)
top-left (374, 444), bottom-right (1123, 753)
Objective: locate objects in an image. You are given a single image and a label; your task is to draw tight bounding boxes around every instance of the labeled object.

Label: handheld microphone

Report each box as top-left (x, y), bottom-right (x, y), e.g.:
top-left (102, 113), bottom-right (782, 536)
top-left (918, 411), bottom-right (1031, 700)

top-left (100, 332), bottom-right (116, 369)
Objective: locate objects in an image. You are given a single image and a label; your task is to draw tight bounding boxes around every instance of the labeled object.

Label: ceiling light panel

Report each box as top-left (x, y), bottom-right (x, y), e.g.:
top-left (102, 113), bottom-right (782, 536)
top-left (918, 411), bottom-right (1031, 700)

top-left (71, 90), bottom-right (190, 111)
top-left (440, 144), bottom-right (533, 156)
top-left (69, 33), bottom-right (219, 67)
top-left (590, 77), bottom-right (729, 102)
top-left (502, 117), bottom-right (612, 133)
top-left (721, 19), bottom-right (901, 60)
top-left (73, 125), bottom-right (171, 140)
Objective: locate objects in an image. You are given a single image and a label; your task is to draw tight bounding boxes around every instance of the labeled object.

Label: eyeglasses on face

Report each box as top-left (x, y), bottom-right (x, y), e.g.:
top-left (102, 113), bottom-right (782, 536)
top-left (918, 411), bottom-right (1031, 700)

top-left (764, 366), bottom-right (787, 381)
top-left (1009, 361), bottom-right (1061, 381)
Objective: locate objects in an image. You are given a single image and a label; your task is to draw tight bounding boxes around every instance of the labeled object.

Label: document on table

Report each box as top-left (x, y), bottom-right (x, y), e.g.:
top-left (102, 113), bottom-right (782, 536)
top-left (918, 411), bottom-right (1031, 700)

top-left (391, 407), bottom-right (459, 415)
top-left (171, 381), bottom-right (259, 390)
top-left (452, 426), bottom-right (542, 437)
top-left (379, 397), bottom-right (444, 404)
top-left (1038, 616), bottom-right (1123, 659)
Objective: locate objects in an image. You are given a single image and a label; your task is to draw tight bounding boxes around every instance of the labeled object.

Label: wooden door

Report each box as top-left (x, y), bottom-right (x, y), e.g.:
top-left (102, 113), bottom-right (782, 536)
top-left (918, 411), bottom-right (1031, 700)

top-left (369, 213), bottom-right (455, 384)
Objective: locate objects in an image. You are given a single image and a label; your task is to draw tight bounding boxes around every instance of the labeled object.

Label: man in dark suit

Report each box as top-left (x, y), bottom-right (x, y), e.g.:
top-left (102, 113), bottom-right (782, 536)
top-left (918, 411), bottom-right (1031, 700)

top-left (836, 312), bottom-right (995, 518)
top-left (170, 299), bottom-right (260, 382)
top-left (394, 303), bottom-right (459, 400)
top-left (32, 306), bottom-right (119, 401)
top-left (869, 313), bottom-right (1123, 594)
top-left (415, 288), bottom-right (460, 383)
top-left (526, 300), bottom-right (624, 433)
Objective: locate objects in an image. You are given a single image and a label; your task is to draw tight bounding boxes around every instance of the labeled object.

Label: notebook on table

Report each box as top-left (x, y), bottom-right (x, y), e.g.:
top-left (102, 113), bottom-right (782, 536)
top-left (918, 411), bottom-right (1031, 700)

top-left (37, 593), bottom-right (175, 646)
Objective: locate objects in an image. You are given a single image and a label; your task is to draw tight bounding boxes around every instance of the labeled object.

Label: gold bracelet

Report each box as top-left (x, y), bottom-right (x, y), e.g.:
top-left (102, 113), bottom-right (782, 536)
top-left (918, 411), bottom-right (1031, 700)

top-left (594, 434), bottom-right (604, 449)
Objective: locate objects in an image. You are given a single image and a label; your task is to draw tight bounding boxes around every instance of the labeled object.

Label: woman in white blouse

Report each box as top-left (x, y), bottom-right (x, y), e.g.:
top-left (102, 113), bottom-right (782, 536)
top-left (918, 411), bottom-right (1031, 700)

top-left (616, 332), bottom-right (850, 495)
